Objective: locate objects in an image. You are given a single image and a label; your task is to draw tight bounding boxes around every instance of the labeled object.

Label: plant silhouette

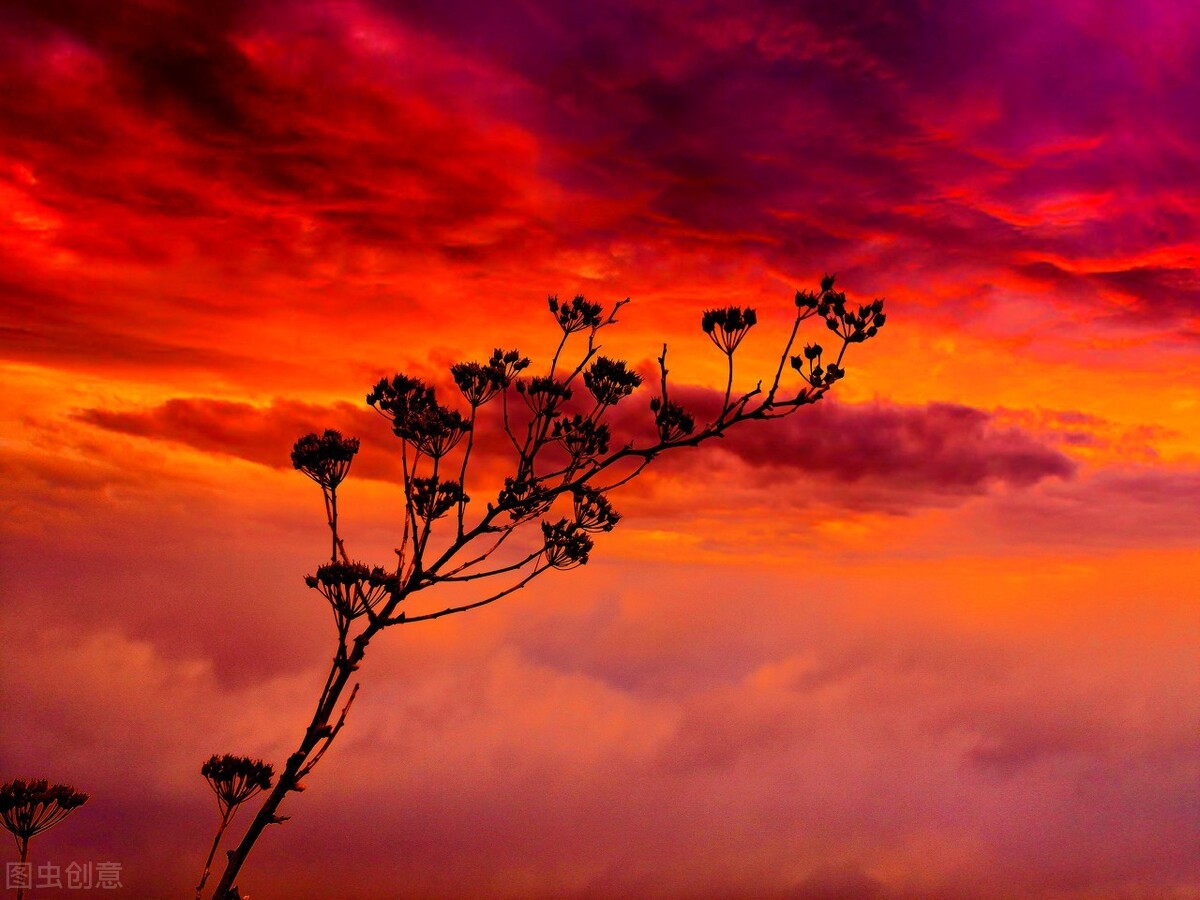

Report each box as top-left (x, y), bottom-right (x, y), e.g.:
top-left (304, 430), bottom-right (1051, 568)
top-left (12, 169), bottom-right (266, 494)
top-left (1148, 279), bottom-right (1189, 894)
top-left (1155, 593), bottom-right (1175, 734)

top-left (195, 755), bottom-right (274, 899)
top-left (0, 778), bottom-right (88, 900)
top-left (204, 276), bottom-right (887, 896)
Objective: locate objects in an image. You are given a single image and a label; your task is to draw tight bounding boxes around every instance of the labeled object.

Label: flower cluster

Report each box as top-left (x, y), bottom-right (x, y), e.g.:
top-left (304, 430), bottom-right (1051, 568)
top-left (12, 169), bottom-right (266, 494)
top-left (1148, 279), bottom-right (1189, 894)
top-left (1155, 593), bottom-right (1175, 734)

top-left (701, 306), bottom-right (757, 354)
top-left (200, 756), bottom-right (274, 815)
top-left (0, 779), bottom-right (88, 842)
top-left (291, 431), bottom-right (360, 490)
top-left (821, 292), bottom-right (885, 343)
top-left (794, 287), bottom-right (821, 309)
top-left (496, 477), bottom-right (553, 520)
top-left (548, 294), bottom-right (603, 334)
top-left (451, 361), bottom-right (504, 407)
top-left (572, 486), bottom-right (620, 532)
top-left (368, 375), bottom-right (471, 458)
top-left (552, 415), bottom-right (610, 461)
top-left (304, 561), bottom-right (397, 624)
top-left (409, 476), bottom-right (467, 520)
top-left (451, 349), bottom-right (529, 406)
top-left (540, 519), bottom-right (593, 569)
top-left (516, 376), bottom-right (572, 416)
top-left (796, 273), bottom-right (886, 343)
top-left (789, 343), bottom-right (844, 387)
top-left (583, 356), bottom-right (642, 406)
top-left (401, 405), bottom-right (471, 458)
top-left (367, 374), bottom-right (436, 423)
top-left (650, 397), bottom-right (695, 443)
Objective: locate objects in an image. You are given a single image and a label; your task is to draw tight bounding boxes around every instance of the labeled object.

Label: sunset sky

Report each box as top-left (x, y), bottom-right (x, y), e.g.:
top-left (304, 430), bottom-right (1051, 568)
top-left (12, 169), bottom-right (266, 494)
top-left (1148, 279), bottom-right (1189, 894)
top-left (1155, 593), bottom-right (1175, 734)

top-left (2, 1), bottom-right (1198, 897)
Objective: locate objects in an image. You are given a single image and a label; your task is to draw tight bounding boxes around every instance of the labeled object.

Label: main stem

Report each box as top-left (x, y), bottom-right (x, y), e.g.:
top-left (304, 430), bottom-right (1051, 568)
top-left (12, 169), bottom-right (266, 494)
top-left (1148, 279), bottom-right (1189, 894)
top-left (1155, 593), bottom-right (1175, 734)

top-left (16, 837), bottom-right (28, 900)
top-left (209, 628), bottom-right (374, 899)
top-left (195, 810), bottom-right (233, 899)
top-left (327, 488), bottom-right (339, 563)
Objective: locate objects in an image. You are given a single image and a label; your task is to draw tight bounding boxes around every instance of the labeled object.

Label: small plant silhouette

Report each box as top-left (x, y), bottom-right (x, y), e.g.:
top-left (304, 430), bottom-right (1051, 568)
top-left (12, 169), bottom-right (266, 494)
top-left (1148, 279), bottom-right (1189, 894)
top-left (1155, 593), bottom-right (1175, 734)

top-left (0, 778), bottom-right (88, 900)
top-left (195, 755), bottom-right (274, 900)
top-left (204, 276), bottom-right (887, 896)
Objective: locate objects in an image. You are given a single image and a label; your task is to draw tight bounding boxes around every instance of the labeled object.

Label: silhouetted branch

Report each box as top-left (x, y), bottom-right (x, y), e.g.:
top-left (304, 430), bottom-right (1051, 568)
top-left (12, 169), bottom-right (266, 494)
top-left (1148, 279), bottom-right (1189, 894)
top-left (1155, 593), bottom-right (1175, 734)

top-left (206, 277), bottom-right (887, 897)
top-left (401, 563), bottom-right (549, 624)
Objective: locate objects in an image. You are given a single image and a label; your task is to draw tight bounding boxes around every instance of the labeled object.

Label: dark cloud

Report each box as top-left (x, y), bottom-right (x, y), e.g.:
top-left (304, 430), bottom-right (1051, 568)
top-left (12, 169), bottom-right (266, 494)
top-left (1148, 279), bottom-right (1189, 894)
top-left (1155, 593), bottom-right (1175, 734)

top-left (617, 388), bottom-right (1077, 513)
top-left (1096, 265), bottom-right (1200, 319)
top-left (1018, 260), bottom-right (1200, 328)
top-left (718, 398), bottom-right (1075, 489)
top-left (74, 397), bottom-right (401, 479)
top-left (76, 392), bottom-right (1076, 516)
top-left (3, 0), bottom-right (1194, 353)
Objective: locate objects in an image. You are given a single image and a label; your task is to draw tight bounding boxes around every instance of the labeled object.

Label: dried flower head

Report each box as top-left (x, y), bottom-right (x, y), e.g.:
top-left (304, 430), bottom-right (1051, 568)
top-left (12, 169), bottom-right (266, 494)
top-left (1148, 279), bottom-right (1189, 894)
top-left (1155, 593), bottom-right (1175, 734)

top-left (397, 404), bottom-right (472, 459)
top-left (0, 779), bottom-right (88, 843)
top-left (488, 348), bottom-right (530, 385)
top-left (451, 361), bottom-right (506, 407)
top-left (649, 397), bottom-right (695, 443)
top-left (572, 486), bottom-right (620, 533)
top-left (305, 561), bottom-right (397, 624)
top-left (367, 374), bottom-right (436, 422)
top-left (497, 477), bottom-right (553, 520)
top-left (789, 342), bottom-right (846, 387)
top-left (409, 476), bottom-right (467, 520)
top-left (369, 374), bottom-right (471, 456)
top-left (701, 307), bottom-right (757, 354)
top-left (516, 376), bottom-right (572, 416)
top-left (200, 756), bottom-right (274, 815)
top-left (552, 415), bottom-right (610, 461)
top-left (291, 430), bottom-right (360, 489)
top-left (583, 356), bottom-right (642, 406)
top-left (818, 290), bottom-right (886, 344)
top-left (548, 294), bottom-right (603, 334)
top-left (540, 519), bottom-right (594, 570)
top-left (794, 288), bottom-right (819, 309)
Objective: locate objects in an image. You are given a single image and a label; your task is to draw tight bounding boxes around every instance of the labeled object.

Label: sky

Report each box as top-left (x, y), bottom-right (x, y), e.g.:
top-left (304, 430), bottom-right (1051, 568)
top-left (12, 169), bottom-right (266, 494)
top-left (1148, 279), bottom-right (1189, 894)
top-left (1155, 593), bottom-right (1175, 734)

top-left (1, 0), bottom-right (1198, 897)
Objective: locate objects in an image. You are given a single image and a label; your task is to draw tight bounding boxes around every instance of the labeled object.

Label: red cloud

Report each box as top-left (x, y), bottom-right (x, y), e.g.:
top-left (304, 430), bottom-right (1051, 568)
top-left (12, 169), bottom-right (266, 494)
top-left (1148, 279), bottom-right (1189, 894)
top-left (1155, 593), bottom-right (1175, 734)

top-left (76, 391), bottom-right (1075, 517)
top-left (74, 397), bottom-right (402, 480)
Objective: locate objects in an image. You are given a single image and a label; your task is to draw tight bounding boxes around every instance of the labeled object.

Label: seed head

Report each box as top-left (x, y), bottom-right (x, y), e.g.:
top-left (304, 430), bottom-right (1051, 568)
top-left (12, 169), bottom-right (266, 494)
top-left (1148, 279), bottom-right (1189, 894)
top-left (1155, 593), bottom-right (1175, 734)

top-left (0, 779), bottom-right (88, 842)
top-left (583, 356), bottom-right (642, 406)
top-left (700, 307), bottom-right (757, 354)
top-left (540, 519), bottom-right (594, 569)
top-left (200, 756), bottom-right (274, 816)
top-left (291, 430), bottom-right (360, 489)
top-left (548, 294), bottom-right (603, 334)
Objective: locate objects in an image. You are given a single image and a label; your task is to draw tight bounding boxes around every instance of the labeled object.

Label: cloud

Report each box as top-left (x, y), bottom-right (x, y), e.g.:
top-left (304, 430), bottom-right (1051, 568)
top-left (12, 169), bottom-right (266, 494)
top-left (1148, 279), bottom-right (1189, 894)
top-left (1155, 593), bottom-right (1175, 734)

top-left (74, 397), bottom-right (399, 478)
top-left (75, 391), bottom-right (1076, 520)
top-left (716, 398), bottom-right (1076, 490)
top-left (982, 466), bottom-right (1200, 549)
top-left (613, 388), bottom-right (1077, 514)
top-left (1016, 260), bottom-right (1200, 331)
